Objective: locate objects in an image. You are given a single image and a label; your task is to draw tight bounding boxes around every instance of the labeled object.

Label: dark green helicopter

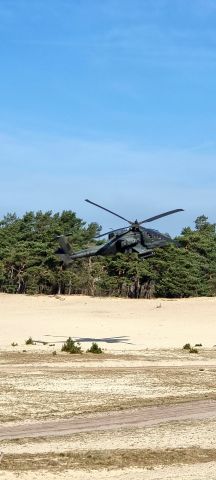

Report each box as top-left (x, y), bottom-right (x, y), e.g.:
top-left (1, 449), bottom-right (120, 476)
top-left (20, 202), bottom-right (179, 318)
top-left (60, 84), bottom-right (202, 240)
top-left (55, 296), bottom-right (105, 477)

top-left (56, 199), bottom-right (184, 265)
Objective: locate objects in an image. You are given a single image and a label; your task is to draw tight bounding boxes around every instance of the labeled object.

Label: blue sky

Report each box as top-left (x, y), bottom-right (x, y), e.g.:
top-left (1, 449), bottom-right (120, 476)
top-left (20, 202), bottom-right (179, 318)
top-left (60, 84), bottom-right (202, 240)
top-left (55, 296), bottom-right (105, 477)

top-left (0, 0), bottom-right (215, 235)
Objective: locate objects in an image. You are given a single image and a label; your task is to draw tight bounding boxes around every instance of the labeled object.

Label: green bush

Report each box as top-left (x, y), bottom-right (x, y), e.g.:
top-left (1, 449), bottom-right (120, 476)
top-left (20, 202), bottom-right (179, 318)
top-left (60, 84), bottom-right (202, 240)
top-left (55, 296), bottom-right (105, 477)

top-left (61, 337), bottom-right (82, 354)
top-left (189, 347), bottom-right (199, 354)
top-left (87, 342), bottom-right (103, 354)
top-left (183, 343), bottom-right (199, 354)
top-left (183, 343), bottom-right (191, 350)
top-left (25, 337), bottom-right (34, 345)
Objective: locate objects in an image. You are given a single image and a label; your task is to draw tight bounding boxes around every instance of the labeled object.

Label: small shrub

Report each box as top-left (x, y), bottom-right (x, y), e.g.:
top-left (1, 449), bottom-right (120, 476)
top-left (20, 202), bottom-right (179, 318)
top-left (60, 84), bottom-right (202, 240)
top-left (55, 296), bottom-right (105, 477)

top-left (86, 342), bottom-right (103, 354)
top-left (195, 343), bottom-right (202, 347)
top-left (25, 337), bottom-right (34, 345)
top-left (183, 343), bottom-right (191, 350)
top-left (52, 350), bottom-right (57, 356)
top-left (11, 342), bottom-right (18, 347)
top-left (61, 337), bottom-right (82, 354)
top-left (189, 347), bottom-right (198, 354)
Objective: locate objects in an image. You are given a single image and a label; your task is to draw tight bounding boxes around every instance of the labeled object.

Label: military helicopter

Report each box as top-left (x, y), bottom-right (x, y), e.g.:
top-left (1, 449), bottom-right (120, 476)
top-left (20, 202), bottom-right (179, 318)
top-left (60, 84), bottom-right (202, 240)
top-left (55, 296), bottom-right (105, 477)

top-left (56, 199), bottom-right (184, 265)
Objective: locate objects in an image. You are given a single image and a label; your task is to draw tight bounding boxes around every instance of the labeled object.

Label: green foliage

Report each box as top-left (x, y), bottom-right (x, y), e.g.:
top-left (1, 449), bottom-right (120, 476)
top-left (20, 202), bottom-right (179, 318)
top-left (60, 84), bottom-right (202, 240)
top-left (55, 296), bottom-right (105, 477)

top-left (0, 210), bottom-right (215, 298)
top-left (61, 337), bottom-right (82, 354)
top-left (189, 347), bottom-right (199, 354)
top-left (0, 210), bottom-right (100, 295)
top-left (183, 343), bottom-right (191, 350)
top-left (182, 343), bottom-right (199, 354)
top-left (86, 342), bottom-right (103, 354)
top-left (25, 337), bottom-right (34, 345)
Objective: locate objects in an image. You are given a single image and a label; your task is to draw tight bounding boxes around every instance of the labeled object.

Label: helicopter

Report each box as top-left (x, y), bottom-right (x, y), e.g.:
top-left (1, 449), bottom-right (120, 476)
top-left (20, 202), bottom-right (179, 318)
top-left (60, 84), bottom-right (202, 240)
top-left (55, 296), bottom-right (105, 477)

top-left (56, 199), bottom-right (184, 265)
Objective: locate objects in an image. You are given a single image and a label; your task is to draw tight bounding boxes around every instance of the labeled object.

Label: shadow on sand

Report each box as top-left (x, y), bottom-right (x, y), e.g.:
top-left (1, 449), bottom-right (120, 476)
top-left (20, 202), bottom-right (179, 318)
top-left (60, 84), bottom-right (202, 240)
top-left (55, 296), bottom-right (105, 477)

top-left (42, 335), bottom-right (132, 345)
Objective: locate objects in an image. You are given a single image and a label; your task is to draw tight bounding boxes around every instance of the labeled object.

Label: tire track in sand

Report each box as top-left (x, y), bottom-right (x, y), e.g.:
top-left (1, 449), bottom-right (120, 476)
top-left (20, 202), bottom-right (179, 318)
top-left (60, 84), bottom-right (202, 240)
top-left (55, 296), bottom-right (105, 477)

top-left (0, 400), bottom-right (216, 440)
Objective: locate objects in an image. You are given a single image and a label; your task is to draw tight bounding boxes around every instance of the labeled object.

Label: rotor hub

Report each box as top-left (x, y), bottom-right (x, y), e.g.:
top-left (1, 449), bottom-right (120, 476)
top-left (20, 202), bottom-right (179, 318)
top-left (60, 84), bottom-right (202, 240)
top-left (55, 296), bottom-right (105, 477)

top-left (132, 220), bottom-right (140, 231)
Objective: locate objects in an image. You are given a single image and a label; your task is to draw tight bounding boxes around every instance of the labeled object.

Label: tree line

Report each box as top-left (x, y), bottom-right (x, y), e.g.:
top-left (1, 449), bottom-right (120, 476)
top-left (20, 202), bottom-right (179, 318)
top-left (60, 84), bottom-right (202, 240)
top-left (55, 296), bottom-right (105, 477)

top-left (0, 211), bottom-right (215, 298)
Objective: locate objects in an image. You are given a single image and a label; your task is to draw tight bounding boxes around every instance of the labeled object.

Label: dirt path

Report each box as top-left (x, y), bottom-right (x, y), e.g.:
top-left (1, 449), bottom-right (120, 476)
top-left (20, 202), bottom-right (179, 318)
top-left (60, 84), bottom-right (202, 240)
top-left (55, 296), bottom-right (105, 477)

top-left (1, 400), bottom-right (216, 441)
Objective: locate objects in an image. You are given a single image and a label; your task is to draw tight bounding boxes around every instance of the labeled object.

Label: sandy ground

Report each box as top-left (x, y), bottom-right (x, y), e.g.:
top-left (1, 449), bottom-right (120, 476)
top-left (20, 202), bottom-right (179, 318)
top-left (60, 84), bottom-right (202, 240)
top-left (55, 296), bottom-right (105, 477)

top-left (1, 400), bottom-right (216, 440)
top-left (0, 294), bottom-right (216, 350)
top-left (1, 294), bottom-right (216, 479)
top-left (2, 463), bottom-right (216, 480)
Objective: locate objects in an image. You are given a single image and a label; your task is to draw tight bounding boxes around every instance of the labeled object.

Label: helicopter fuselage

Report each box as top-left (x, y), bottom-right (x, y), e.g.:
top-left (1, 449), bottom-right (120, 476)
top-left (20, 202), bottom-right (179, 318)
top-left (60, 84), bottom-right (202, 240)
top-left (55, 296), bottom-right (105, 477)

top-left (56, 199), bottom-right (183, 264)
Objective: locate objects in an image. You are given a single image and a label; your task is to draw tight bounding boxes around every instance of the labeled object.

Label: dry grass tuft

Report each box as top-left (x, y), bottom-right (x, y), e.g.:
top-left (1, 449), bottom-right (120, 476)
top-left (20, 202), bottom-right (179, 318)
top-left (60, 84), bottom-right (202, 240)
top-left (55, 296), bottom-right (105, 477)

top-left (1, 448), bottom-right (216, 471)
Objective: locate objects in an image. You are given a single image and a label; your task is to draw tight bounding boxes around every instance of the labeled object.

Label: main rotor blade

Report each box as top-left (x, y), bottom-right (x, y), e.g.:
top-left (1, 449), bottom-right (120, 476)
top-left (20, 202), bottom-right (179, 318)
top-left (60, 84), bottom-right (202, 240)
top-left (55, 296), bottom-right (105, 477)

top-left (85, 199), bottom-right (133, 224)
top-left (95, 226), bottom-right (129, 238)
top-left (139, 209), bottom-right (184, 225)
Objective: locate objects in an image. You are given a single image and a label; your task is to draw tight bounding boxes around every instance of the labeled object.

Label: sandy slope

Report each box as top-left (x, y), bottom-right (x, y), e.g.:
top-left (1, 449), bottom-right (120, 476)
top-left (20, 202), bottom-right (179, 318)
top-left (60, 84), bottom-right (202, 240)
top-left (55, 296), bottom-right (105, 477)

top-left (0, 294), bottom-right (216, 350)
